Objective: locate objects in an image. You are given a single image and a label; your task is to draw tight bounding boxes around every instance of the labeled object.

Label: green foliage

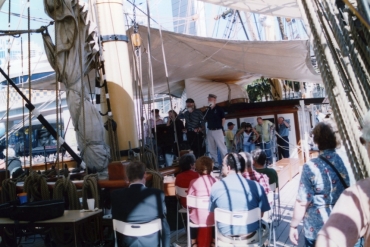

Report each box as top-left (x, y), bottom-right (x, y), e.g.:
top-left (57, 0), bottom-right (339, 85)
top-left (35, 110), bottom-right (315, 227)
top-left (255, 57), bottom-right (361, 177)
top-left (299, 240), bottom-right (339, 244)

top-left (246, 78), bottom-right (272, 103)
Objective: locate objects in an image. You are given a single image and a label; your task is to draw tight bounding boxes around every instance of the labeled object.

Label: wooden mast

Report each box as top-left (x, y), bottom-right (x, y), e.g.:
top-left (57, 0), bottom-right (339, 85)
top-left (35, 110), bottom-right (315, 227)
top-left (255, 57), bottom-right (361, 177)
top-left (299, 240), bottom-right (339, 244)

top-left (95, 0), bottom-right (138, 155)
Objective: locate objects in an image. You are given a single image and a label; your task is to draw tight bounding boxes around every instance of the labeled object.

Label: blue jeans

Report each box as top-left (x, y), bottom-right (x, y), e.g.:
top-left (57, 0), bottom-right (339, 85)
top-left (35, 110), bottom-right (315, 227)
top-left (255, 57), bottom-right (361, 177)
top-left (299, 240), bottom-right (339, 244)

top-left (217, 148), bottom-right (222, 167)
top-left (243, 142), bottom-right (255, 153)
top-left (354, 237), bottom-right (364, 247)
top-left (305, 238), bottom-right (315, 247)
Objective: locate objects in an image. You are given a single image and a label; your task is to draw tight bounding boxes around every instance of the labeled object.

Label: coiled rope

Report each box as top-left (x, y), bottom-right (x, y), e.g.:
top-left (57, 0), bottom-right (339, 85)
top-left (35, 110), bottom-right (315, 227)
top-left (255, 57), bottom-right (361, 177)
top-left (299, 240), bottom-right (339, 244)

top-left (82, 174), bottom-right (99, 209)
top-left (141, 147), bottom-right (163, 189)
top-left (23, 171), bottom-right (50, 201)
top-left (53, 175), bottom-right (80, 210)
top-left (81, 174), bottom-right (100, 244)
top-left (51, 175), bottom-right (80, 246)
top-left (1, 179), bottom-right (16, 202)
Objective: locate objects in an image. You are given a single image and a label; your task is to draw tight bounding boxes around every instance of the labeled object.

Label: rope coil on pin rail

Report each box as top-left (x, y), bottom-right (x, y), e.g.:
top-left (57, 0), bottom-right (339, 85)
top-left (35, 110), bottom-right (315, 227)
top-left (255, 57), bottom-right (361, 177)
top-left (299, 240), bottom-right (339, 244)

top-left (23, 171), bottom-right (50, 201)
top-left (1, 179), bottom-right (17, 203)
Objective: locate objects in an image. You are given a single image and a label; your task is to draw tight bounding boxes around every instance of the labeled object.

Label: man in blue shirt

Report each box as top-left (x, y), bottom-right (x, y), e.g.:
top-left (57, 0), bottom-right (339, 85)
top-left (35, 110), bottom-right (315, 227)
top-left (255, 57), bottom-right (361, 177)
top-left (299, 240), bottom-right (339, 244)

top-left (204, 94), bottom-right (228, 169)
top-left (277, 117), bottom-right (290, 159)
top-left (209, 153), bottom-right (270, 239)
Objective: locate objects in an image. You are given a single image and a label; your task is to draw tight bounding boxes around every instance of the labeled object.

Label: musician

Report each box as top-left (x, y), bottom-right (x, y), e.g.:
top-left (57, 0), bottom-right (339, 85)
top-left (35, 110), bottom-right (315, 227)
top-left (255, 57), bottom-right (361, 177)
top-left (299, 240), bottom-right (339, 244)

top-left (179, 98), bottom-right (205, 158)
top-left (204, 94), bottom-right (227, 169)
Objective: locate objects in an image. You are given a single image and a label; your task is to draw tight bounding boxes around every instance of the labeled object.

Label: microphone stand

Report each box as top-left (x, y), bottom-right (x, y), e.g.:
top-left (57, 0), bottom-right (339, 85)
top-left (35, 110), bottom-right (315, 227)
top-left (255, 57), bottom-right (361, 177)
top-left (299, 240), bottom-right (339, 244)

top-left (202, 105), bottom-right (212, 157)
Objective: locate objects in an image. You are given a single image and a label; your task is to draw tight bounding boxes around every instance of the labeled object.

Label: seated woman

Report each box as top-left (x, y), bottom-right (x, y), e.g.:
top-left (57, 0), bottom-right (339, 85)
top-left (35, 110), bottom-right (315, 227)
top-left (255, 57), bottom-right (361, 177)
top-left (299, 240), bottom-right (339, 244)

top-left (188, 156), bottom-right (217, 247)
top-left (175, 153), bottom-right (199, 208)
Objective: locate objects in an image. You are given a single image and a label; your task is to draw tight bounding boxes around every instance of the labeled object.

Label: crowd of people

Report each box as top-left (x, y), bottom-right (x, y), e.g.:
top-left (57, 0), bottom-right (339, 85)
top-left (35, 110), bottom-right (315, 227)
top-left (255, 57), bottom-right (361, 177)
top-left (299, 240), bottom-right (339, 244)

top-left (112, 148), bottom-right (278, 247)
top-left (146, 94), bottom-right (292, 169)
top-left (114, 108), bottom-right (370, 247)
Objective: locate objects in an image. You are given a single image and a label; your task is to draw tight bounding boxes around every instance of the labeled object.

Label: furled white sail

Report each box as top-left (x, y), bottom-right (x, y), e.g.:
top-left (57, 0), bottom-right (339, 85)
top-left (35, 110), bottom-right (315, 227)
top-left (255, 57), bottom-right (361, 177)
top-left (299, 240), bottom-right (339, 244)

top-left (199, 0), bottom-right (302, 18)
top-left (42, 0), bottom-right (110, 178)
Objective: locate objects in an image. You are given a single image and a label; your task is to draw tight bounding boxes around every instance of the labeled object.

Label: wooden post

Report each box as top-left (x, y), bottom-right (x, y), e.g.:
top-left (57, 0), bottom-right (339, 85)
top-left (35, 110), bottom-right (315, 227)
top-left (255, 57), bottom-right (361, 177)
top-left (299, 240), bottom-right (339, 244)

top-left (95, 0), bottom-right (138, 154)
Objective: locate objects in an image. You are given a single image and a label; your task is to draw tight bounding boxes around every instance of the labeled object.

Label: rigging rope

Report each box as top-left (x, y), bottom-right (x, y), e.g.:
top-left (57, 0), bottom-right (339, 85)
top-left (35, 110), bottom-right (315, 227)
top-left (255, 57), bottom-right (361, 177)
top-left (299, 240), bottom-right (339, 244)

top-left (27, 0), bottom-right (32, 170)
top-left (76, 0), bottom-right (86, 173)
top-left (5, 0), bottom-right (11, 179)
top-left (53, 0), bottom-right (60, 175)
top-left (299, 0), bottom-right (370, 180)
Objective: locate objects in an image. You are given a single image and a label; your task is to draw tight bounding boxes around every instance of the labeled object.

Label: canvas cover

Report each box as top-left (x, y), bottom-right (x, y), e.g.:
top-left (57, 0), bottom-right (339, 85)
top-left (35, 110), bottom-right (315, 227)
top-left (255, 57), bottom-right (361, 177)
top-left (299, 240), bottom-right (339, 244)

top-left (134, 26), bottom-right (321, 98)
top-left (185, 78), bottom-right (249, 108)
top-left (42, 0), bottom-right (109, 178)
top-left (200, 0), bottom-right (302, 18)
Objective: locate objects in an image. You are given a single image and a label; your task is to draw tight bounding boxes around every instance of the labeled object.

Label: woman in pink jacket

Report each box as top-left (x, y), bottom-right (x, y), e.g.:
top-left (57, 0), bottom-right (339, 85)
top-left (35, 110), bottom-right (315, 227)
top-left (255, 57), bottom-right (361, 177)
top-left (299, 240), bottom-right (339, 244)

top-left (188, 156), bottom-right (217, 247)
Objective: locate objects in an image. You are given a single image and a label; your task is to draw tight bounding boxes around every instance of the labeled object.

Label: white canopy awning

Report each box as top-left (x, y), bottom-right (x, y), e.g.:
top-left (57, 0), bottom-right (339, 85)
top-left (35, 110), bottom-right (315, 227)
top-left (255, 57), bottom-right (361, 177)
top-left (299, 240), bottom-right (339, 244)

top-left (134, 26), bottom-right (321, 98)
top-left (200, 0), bottom-right (302, 18)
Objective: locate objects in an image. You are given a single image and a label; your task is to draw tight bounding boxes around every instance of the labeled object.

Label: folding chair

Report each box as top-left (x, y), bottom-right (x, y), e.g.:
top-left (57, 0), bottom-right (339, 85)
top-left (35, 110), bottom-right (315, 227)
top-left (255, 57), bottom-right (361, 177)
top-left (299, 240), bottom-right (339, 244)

top-left (264, 191), bottom-right (276, 247)
top-left (186, 195), bottom-right (214, 247)
top-left (214, 207), bottom-right (269, 247)
top-left (175, 186), bottom-right (188, 242)
top-left (112, 218), bottom-right (162, 247)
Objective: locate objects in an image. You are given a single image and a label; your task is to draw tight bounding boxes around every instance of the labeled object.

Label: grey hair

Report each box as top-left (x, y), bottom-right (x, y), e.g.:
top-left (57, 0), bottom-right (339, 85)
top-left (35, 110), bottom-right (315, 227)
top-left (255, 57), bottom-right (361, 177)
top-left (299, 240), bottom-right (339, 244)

top-left (179, 153), bottom-right (196, 171)
top-left (362, 110), bottom-right (370, 142)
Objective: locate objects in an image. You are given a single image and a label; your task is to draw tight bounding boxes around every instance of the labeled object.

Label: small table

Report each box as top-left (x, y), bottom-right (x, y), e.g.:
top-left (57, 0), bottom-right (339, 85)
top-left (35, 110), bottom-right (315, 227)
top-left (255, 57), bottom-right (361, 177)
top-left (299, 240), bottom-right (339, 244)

top-left (0, 209), bottom-right (103, 246)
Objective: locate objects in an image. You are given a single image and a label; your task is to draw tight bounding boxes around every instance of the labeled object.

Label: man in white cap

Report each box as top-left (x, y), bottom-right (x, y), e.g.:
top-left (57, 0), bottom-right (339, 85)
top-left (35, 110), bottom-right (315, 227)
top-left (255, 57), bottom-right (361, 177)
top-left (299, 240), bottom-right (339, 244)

top-left (204, 94), bottom-right (227, 169)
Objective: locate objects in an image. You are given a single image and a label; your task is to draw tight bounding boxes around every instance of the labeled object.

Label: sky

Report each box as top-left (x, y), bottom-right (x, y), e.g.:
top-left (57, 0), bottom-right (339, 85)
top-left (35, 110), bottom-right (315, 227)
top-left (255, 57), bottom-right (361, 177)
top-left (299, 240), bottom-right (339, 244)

top-left (0, 0), bottom-right (53, 49)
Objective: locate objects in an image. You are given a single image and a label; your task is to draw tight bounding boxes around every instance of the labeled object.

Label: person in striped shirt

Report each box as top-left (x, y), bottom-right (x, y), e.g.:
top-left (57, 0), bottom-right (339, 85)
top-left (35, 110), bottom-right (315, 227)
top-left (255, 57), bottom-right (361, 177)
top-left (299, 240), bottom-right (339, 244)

top-left (179, 98), bottom-right (205, 158)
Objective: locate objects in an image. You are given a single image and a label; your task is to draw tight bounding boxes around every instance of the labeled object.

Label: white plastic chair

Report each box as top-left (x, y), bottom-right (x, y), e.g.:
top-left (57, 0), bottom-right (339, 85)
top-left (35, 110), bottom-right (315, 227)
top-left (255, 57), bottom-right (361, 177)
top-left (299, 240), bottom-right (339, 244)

top-left (214, 207), bottom-right (269, 247)
top-left (175, 186), bottom-right (188, 242)
top-left (112, 218), bottom-right (162, 247)
top-left (186, 195), bottom-right (214, 247)
top-left (269, 182), bottom-right (281, 222)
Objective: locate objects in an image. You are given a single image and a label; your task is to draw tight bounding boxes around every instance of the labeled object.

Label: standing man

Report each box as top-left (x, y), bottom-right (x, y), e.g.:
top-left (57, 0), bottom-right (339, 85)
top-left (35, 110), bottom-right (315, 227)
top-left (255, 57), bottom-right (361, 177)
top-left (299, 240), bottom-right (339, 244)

top-left (204, 94), bottom-right (228, 169)
top-left (179, 98), bottom-right (205, 158)
top-left (111, 161), bottom-right (170, 247)
top-left (225, 122), bottom-right (235, 153)
top-left (255, 117), bottom-right (275, 165)
top-left (277, 117), bottom-right (290, 159)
